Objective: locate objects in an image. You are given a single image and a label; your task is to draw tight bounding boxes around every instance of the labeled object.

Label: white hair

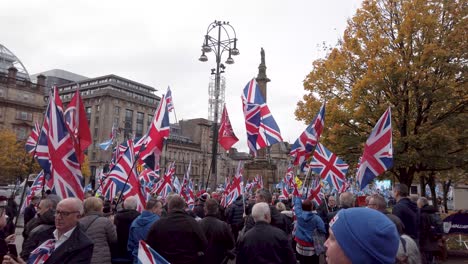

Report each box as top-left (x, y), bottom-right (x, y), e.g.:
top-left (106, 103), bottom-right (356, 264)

top-left (124, 196), bottom-right (138, 210)
top-left (251, 202), bottom-right (270, 223)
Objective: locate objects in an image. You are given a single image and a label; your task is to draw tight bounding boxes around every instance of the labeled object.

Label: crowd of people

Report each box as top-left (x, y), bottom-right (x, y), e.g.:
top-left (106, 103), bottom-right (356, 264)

top-left (0, 183), bottom-right (447, 264)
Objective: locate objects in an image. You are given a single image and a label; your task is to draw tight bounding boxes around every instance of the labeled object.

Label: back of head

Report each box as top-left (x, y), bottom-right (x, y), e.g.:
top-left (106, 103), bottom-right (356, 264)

top-left (301, 199), bottom-right (313, 212)
top-left (339, 192), bottom-right (354, 208)
top-left (251, 202), bottom-right (270, 223)
top-left (83, 197), bottom-right (103, 214)
top-left (145, 198), bottom-right (159, 211)
top-left (276, 202), bottom-right (286, 212)
top-left (256, 189), bottom-right (272, 203)
top-left (330, 207), bottom-right (399, 264)
top-left (417, 197), bottom-right (428, 208)
top-left (59, 197), bottom-right (84, 215)
top-left (168, 195), bottom-right (185, 212)
top-left (124, 196), bottom-right (138, 210)
top-left (394, 184), bottom-right (409, 197)
top-left (204, 198), bottom-right (219, 215)
top-left (371, 194), bottom-right (387, 211)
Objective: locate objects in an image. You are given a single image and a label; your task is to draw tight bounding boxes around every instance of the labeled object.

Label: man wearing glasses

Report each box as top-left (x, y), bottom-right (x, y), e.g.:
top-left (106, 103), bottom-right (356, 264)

top-left (4, 198), bottom-right (94, 264)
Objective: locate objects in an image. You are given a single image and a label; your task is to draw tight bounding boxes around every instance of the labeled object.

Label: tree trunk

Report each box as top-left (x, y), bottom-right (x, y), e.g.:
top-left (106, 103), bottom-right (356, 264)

top-left (443, 179), bottom-right (451, 213)
top-left (428, 172), bottom-right (437, 207)
top-left (420, 175), bottom-right (426, 197)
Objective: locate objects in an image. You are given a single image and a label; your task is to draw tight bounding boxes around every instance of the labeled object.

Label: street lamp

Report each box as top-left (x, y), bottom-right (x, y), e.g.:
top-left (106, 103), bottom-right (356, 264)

top-left (199, 20), bottom-right (239, 190)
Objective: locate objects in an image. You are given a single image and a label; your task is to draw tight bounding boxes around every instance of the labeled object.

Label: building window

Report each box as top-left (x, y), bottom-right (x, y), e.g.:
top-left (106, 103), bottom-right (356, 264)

top-left (114, 106), bottom-right (120, 115)
top-left (15, 126), bottom-right (28, 140)
top-left (85, 107), bottom-right (92, 121)
top-left (94, 127), bottom-right (99, 138)
top-left (96, 105), bottom-right (100, 112)
top-left (95, 116), bottom-right (99, 125)
top-left (16, 111), bottom-right (33, 121)
top-left (135, 123), bottom-right (143, 138)
top-left (0, 88), bottom-right (4, 98)
top-left (124, 109), bottom-right (133, 139)
top-left (147, 114), bottom-right (153, 127)
top-left (114, 117), bottom-right (119, 126)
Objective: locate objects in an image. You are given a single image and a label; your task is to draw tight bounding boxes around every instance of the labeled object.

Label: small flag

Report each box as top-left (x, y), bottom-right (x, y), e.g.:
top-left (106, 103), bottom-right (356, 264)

top-left (138, 240), bottom-right (170, 264)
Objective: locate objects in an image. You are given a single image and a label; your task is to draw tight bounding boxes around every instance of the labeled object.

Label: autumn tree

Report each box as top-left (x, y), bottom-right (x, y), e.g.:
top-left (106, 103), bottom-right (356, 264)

top-left (296, 0), bottom-right (467, 187)
top-left (0, 129), bottom-right (40, 183)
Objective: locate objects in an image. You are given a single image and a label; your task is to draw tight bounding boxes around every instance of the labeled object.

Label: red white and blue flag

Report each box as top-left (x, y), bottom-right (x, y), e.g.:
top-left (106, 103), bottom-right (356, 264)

top-left (25, 121), bottom-right (41, 155)
top-left (40, 87), bottom-right (84, 200)
top-left (224, 161), bottom-right (243, 207)
top-left (308, 181), bottom-right (324, 206)
top-left (137, 240), bottom-right (170, 264)
top-left (290, 103), bottom-right (325, 167)
top-left (165, 86), bottom-right (174, 112)
top-left (310, 143), bottom-right (349, 193)
top-left (180, 161), bottom-right (195, 209)
top-left (153, 162), bottom-right (175, 199)
top-left (23, 170), bottom-right (45, 210)
top-left (242, 79), bottom-right (282, 156)
top-left (138, 94), bottom-right (170, 160)
top-left (356, 107), bottom-right (393, 190)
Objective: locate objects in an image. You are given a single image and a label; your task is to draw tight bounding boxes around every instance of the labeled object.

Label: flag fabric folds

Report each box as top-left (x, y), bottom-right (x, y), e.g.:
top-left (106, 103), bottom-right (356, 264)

top-left (40, 87), bottom-right (84, 200)
top-left (223, 161), bottom-right (244, 207)
top-left (310, 143), bottom-right (349, 193)
top-left (64, 90), bottom-right (92, 164)
top-left (165, 86), bottom-right (174, 112)
top-left (242, 78), bottom-right (282, 156)
top-left (25, 121), bottom-right (41, 155)
top-left (356, 107), bottom-right (393, 190)
top-left (138, 240), bottom-right (170, 264)
top-left (23, 170), bottom-right (45, 210)
top-left (218, 105), bottom-right (239, 150)
top-left (290, 103), bottom-right (325, 166)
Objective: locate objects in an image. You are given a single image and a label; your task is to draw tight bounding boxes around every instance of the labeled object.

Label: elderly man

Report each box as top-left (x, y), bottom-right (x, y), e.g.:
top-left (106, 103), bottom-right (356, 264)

top-left (4, 198), bottom-right (94, 264)
top-left (325, 207), bottom-right (399, 264)
top-left (236, 202), bottom-right (296, 264)
top-left (146, 195), bottom-right (207, 264)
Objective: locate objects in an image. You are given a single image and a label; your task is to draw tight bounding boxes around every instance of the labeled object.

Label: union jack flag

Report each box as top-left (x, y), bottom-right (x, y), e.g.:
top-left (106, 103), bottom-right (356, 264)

top-left (64, 90), bottom-right (91, 164)
top-left (290, 103), bottom-right (325, 167)
top-left (23, 170), bottom-right (45, 210)
top-left (220, 176), bottom-right (232, 207)
top-left (307, 182), bottom-right (324, 206)
top-left (242, 79), bottom-right (282, 155)
top-left (139, 165), bottom-right (160, 198)
top-left (137, 240), bottom-right (170, 264)
top-left (102, 140), bottom-right (146, 210)
top-left (165, 86), bottom-right (174, 112)
top-left (253, 175), bottom-right (263, 189)
top-left (310, 143), bottom-right (349, 193)
top-left (25, 121), bottom-right (41, 155)
top-left (224, 161), bottom-right (243, 207)
top-left (139, 94), bottom-right (170, 160)
top-left (180, 161), bottom-right (195, 209)
top-left (153, 162), bottom-right (175, 199)
top-left (41, 87), bottom-right (84, 200)
top-left (356, 107), bottom-right (393, 190)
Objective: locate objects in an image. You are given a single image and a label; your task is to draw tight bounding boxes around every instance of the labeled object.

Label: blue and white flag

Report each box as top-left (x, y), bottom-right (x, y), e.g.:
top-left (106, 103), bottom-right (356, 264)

top-left (99, 139), bottom-right (113, 151)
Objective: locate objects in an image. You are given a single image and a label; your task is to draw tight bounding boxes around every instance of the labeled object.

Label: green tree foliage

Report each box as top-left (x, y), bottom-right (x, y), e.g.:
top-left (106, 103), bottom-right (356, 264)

top-left (296, 0), bottom-right (467, 187)
top-left (0, 129), bottom-right (40, 183)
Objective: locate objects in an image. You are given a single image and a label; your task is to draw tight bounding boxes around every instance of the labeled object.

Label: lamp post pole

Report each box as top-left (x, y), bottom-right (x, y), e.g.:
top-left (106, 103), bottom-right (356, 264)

top-left (199, 20), bottom-right (239, 190)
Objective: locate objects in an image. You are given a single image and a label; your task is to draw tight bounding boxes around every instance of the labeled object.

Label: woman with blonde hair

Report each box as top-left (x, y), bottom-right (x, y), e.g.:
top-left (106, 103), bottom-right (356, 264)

top-left (79, 197), bottom-right (117, 264)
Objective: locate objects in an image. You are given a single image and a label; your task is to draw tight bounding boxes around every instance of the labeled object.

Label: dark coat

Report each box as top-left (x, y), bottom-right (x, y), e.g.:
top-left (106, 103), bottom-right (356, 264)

top-left (392, 197), bottom-right (419, 240)
top-left (236, 221), bottom-right (296, 264)
top-left (43, 223), bottom-right (94, 264)
top-left (226, 198), bottom-right (244, 226)
top-left (192, 203), bottom-right (205, 219)
top-left (146, 209), bottom-right (208, 264)
top-left (419, 205), bottom-right (440, 252)
top-left (128, 211), bottom-right (160, 263)
top-left (113, 209), bottom-right (140, 260)
top-left (244, 205), bottom-right (289, 234)
top-left (23, 204), bottom-right (36, 226)
top-left (79, 212), bottom-right (117, 264)
top-left (199, 214), bottom-right (235, 264)
top-left (21, 209), bottom-right (55, 260)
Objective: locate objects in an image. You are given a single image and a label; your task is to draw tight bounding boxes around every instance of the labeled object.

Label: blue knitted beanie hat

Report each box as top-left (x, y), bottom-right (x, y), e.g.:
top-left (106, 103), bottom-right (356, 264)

top-left (330, 207), bottom-right (399, 264)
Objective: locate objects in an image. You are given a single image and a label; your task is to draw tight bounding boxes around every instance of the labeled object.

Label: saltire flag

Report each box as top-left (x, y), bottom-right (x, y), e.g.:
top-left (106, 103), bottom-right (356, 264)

top-left (99, 139), bottom-right (113, 151)
top-left (25, 121), bottom-right (41, 155)
top-left (166, 86), bottom-right (175, 112)
top-left (40, 87), bottom-right (84, 200)
top-left (290, 103), bottom-right (325, 166)
top-left (356, 107), bottom-right (393, 190)
top-left (218, 104), bottom-right (239, 150)
top-left (23, 170), bottom-right (45, 210)
top-left (224, 161), bottom-right (243, 207)
top-left (100, 123), bottom-right (118, 151)
top-left (241, 78), bottom-right (282, 156)
top-left (152, 162), bottom-right (175, 199)
top-left (64, 90), bottom-right (92, 164)
top-left (139, 94), bottom-right (170, 160)
top-left (310, 143), bottom-right (349, 192)
top-left (102, 139), bottom-right (146, 210)
top-left (137, 240), bottom-right (170, 264)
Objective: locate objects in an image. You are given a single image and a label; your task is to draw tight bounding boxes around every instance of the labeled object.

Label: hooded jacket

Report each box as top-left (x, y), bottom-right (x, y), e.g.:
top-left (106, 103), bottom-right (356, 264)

top-left (419, 205), bottom-right (440, 252)
top-left (293, 197), bottom-right (326, 246)
top-left (392, 197), bottom-right (419, 240)
top-left (128, 211), bottom-right (160, 263)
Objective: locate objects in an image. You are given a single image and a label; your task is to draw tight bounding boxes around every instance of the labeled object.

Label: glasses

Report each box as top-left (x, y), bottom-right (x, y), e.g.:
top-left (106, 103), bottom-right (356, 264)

top-left (55, 210), bottom-right (80, 217)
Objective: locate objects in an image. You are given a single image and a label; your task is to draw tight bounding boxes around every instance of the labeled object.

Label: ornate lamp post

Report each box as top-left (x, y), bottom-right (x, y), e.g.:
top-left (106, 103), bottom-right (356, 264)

top-left (199, 20), bottom-right (239, 190)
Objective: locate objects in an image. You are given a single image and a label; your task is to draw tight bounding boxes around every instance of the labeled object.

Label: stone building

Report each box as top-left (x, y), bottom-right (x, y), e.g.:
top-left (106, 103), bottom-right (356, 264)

top-left (0, 44), bottom-right (46, 140)
top-left (56, 74), bottom-right (160, 176)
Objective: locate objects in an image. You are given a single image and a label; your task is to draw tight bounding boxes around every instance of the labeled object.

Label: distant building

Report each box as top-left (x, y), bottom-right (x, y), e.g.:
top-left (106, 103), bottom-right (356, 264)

top-left (31, 69), bottom-right (88, 95)
top-left (0, 44), bottom-right (46, 140)
top-left (57, 74), bottom-right (160, 177)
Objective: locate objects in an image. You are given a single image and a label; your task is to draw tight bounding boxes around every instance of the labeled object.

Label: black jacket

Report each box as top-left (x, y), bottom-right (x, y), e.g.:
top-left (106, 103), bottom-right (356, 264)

top-left (199, 214), bottom-right (235, 264)
top-left (236, 221), bottom-right (296, 264)
top-left (192, 203), bottom-right (205, 219)
top-left (21, 221), bottom-right (55, 260)
top-left (146, 209), bottom-right (208, 264)
top-left (226, 197), bottom-right (244, 226)
top-left (244, 205), bottom-right (289, 234)
top-left (23, 204), bottom-right (36, 226)
top-left (22, 209), bottom-right (55, 245)
top-left (113, 209), bottom-right (140, 259)
top-left (419, 205), bottom-right (440, 252)
top-left (392, 197), bottom-right (419, 240)
top-left (44, 224), bottom-right (94, 264)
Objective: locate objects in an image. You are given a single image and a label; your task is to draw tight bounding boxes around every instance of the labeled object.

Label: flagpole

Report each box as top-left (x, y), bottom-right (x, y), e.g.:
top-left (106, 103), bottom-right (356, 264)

top-left (113, 148), bottom-right (140, 212)
top-left (205, 159), bottom-right (213, 191)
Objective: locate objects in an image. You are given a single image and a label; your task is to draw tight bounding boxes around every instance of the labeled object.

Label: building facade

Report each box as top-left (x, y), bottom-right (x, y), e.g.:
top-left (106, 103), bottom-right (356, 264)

top-left (57, 74), bottom-right (161, 176)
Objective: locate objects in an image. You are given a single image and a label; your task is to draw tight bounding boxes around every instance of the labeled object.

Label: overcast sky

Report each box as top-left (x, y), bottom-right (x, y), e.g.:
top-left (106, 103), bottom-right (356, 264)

top-left (3, 0), bottom-right (362, 152)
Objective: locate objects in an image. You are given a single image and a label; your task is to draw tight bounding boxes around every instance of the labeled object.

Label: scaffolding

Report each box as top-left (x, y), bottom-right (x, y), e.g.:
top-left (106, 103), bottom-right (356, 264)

top-left (208, 75), bottom-right (225, 123)
top-left (0, 44), bottom-right (30, 81)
